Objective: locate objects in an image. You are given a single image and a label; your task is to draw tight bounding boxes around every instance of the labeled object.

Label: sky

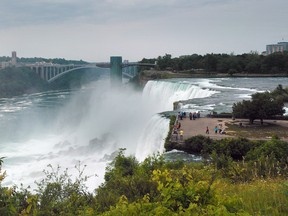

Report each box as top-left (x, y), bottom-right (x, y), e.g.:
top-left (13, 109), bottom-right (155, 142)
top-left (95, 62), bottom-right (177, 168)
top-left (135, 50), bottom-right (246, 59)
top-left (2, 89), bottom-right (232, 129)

top-left (0, 0), bottom-right (288, 62)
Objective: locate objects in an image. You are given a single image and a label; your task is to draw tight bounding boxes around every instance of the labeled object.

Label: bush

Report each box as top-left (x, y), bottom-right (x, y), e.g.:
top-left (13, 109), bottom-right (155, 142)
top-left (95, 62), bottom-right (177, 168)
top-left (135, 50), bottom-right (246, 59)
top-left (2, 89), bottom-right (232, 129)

top-left (94, 149), bottom-right (159, 213)
top-left (246, 138), bottom-right (288, 163)
top-left (214, 137), bottom-right (260, 160)
top-left (183, 135), bottom-right (214, 155)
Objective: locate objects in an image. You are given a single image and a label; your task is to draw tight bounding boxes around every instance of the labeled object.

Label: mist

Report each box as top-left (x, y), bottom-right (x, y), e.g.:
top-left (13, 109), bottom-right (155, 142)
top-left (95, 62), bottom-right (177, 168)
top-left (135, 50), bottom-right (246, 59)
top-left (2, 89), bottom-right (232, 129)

top-left (2, 79), bottom-right (170, 191)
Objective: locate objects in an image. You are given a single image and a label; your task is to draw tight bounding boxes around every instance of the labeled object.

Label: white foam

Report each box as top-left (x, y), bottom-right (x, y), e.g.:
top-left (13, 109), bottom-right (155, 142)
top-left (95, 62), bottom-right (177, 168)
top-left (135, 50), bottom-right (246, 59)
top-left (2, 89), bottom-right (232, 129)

top-left (135, 114), bottom-right (170, 162)
top-left (284, 107), bottom-right (288, 116)
top-left (143, 80), bottom-right (217, 111)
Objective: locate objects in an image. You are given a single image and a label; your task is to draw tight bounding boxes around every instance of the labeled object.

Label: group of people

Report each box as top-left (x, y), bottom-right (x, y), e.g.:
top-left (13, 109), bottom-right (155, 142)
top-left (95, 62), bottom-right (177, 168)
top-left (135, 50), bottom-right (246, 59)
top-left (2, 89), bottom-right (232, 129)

top-left (172, 117), bottom-right (184, 141)
top-left (173, 111), bottom-right (202, 141)
top-left (173, 110), bottom-right (228, 142)
top-left (189, 111), bottom-right (201, 120)
top-left (206, 123), bottom-right (226, 135)
top-left (174, 112), bottom-right (184, 140)
top-left (213, 123), bottom-right (226, 134)
top-left (178, 111), bottom-right (201, 120)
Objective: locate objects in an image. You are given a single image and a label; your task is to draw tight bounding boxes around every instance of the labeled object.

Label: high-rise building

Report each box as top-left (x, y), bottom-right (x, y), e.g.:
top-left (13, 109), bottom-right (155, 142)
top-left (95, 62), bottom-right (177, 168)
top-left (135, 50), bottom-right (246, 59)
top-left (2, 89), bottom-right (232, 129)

top-left (11, 51), bottom-right (17, 65)
top-left (266, 42), bottom-right (288, 55)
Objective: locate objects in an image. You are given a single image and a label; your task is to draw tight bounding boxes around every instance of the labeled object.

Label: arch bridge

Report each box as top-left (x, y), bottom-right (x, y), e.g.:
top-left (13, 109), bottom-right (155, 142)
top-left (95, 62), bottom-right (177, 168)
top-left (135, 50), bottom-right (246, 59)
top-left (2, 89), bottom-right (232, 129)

top-left (27, 56), bottom-right (156, 85)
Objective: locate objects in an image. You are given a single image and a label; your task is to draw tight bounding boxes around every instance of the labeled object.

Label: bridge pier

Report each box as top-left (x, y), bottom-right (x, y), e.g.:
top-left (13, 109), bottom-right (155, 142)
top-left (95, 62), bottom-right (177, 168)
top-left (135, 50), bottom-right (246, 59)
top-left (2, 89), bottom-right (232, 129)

top-left (110, 56), bottom-right (122, 87)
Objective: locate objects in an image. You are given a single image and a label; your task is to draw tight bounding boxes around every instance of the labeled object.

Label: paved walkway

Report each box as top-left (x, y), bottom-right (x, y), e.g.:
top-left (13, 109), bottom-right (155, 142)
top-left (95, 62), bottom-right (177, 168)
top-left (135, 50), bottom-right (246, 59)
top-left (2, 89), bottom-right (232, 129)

top-left (173, 117), bottom-right (288, 142)
top-left (176, 117), bottom-right (231, 141)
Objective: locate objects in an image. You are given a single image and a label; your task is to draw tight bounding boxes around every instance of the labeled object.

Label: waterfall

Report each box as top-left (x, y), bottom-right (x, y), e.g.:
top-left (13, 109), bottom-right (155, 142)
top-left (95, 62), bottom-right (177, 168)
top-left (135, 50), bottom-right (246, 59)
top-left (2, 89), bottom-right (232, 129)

top-left (142, 80), bottom-right (217, 111)
top-left (1, 78), bottom-right (219, 191)
top-left (135, 114), bottom-right (170, 162)
top-left (133, 80), bottom-right (217, 161)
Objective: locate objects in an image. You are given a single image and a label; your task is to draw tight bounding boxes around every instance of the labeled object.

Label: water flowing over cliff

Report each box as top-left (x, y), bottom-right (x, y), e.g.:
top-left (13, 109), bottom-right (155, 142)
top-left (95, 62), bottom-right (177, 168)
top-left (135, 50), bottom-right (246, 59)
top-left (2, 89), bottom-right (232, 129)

top-left (1, 77), bottom-right (288, 191)
top-left (142, 79), bottom-right (218, 111)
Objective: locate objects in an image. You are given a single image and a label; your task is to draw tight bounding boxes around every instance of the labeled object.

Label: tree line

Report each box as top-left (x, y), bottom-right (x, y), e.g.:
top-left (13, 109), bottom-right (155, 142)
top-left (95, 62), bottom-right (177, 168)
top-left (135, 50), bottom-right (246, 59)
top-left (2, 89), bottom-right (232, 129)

top-left (140, 52), bottom-right (288, 74)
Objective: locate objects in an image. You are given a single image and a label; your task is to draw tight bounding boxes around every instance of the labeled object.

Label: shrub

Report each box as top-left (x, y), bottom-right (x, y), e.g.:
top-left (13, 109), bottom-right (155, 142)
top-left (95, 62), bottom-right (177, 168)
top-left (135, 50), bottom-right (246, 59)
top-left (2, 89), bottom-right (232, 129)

top-left (183, 135), bottom-right (214, 155)
top-left (214, 137), bottom-right (259, 160)
top-left (94, 149), bottom-right (159, 213)
top-left (246, 138), bottom-right (288, 163)
top-left (34, 163), bottom-right (94, 216)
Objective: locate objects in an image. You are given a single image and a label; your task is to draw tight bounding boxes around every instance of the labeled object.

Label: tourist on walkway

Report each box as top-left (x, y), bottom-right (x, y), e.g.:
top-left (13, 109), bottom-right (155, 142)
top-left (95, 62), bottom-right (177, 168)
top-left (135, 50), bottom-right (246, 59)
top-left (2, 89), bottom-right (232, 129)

top-left (214, 126), bottom-right (218, 134)
top-left (173, 129), bottom-right (178, 141)
top-left (179, 129), bottom-right (184, 140)
top-left (189, 112), bottom-right (192, 120)
top-left (177, 122), bottom-right (181, 130)
top-left (206, 126), bottom-right (209, 134)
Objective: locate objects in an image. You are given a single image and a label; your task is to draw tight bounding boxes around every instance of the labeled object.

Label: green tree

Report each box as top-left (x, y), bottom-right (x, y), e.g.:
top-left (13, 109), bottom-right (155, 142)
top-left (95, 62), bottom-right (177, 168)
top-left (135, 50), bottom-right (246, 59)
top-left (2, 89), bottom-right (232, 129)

top-left (95, 149), bottom-right (159, 213)
top-left (233, 91), bottom-right (284, 124)
top-left (203, 54), bottom-right (218, 71)
top-left (35, 163), bottom-right (94, 215)
top-left (157, 54), bottom-right (173, 70)
top-left (270, 84), bottom-right (288, 102)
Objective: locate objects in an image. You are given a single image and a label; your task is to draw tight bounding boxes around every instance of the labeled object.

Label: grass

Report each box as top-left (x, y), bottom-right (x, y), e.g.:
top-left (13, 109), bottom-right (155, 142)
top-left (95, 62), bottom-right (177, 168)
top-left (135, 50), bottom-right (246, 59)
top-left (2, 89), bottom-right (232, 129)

top-left (225, 120), bottom-right (288, 140)
top-left (215, 179), bottom-right (288, 215)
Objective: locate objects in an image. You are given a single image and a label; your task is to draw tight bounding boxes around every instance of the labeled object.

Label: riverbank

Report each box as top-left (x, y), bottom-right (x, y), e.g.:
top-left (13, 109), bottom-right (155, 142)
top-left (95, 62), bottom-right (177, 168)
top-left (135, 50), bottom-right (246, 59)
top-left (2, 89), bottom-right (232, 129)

top-left (0, 67), bottom-right (49, 98)
top-left (139, 69), bottom-right (288, 86)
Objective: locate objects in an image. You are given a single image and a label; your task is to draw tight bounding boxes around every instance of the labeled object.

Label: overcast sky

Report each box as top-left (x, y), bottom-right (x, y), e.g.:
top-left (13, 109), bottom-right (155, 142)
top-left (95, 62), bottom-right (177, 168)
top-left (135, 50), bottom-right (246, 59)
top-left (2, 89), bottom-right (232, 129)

top-left (0, 0), bottom-right (287, 62)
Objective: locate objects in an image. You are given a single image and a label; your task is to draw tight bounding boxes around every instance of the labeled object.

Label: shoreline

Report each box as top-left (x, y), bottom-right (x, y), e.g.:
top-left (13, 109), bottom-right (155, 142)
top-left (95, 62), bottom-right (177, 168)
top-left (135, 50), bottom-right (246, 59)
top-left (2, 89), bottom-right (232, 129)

top-left (139, 70), bottom-right (288, 86)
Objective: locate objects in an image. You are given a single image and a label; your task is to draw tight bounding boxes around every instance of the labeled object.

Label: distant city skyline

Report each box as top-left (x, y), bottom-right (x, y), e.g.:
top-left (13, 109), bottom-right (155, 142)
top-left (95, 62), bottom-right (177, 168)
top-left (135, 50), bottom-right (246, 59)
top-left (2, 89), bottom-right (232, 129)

top-left (0, 0), bottom-right (288, 62)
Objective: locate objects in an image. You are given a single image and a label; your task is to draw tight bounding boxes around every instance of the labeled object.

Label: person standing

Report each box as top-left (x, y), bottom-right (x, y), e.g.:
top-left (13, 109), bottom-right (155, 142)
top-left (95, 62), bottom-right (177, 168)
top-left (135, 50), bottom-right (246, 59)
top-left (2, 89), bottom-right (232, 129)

top-left (214, 126), bottom-right (218, 134)
top-left (179, 129), bottom-right (184, 140)
top-left (177, 122), bottom-right (181, 130)
top-left (206, 126), bottom-right (209, 134)
top-left (189, 112), bottom-right (192, 120)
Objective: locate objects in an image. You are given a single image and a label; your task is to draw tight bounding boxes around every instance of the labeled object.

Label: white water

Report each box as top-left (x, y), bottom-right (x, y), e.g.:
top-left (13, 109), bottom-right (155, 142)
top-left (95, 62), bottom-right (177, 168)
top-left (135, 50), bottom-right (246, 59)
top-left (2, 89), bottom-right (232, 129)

top-left (2, 79), bottom-right (215, 191)
top-left (143, 80), bottom-right (217, 111)
top-left (3, 77), bottom-right (287, 191)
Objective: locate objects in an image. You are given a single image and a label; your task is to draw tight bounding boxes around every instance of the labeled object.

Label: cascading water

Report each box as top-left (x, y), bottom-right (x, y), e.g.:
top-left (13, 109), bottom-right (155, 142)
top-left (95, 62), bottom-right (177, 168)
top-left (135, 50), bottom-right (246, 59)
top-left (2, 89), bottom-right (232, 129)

top-left (142, 79), bottom-right (218, 111)
top-left (1, 78), bottom-right (216, 191)
top-left (2, 77), bottom-right (287, 191)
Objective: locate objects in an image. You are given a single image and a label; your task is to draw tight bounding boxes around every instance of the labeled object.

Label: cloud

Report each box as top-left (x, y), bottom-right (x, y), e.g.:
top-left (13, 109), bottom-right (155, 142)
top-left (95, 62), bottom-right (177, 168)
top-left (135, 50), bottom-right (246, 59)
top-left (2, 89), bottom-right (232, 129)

top-left (0, 0), bottom-right (226, 29)
top-left (0, 0), bottom-right (288, 61)
top-left (0, 0), bottom-right (95, 28)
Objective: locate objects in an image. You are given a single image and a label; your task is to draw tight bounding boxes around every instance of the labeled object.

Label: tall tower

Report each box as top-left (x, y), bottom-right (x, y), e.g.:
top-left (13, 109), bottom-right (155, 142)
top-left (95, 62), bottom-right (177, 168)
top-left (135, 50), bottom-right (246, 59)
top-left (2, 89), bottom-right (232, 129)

top-left (11, 51), bottom-right (17, 66)
top-left (110, 56), bottom-right (122, 87)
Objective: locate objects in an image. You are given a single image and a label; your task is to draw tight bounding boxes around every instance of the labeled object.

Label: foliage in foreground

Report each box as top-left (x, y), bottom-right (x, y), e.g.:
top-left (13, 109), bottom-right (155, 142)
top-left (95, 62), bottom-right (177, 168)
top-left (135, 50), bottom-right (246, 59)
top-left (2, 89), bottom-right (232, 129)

top-left (0, 147), bottom-right (287, 215)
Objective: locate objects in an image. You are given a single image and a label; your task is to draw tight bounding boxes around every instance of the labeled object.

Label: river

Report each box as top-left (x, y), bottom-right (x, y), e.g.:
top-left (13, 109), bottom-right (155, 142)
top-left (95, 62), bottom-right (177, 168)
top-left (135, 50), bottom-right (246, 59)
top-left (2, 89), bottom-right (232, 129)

top-left (1, 77), bottom-right (288, 191)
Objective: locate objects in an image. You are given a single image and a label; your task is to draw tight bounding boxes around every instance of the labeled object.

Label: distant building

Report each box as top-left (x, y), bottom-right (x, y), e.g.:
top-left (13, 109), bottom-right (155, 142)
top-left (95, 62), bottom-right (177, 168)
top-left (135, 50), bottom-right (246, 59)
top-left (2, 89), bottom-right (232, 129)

top-left (11, 51), bottom-right (17, 65)
top-left (1, 61), bottom-right (11, 69)
top-left (0, 51), bottom-right (18, 69)
top-left (266, 42), bottom-right (288, 55)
